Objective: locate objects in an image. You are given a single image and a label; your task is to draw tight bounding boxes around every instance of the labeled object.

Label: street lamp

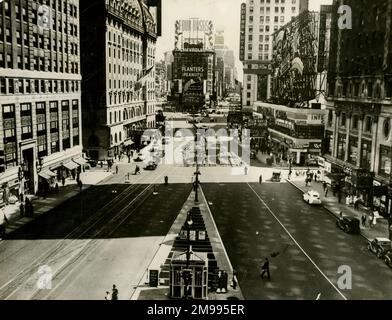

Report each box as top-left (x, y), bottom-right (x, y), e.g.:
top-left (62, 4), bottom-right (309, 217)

top-left (194, 131), bottom-right (201, 202)
top-left (183, 210), bottom-right (193, 299)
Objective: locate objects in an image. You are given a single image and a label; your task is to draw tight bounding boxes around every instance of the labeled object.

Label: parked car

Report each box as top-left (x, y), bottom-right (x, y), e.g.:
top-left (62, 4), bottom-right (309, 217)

top-left (134, 156), bottom-right (144, 162)
top-left (303, 190), bottom-right (322, 205)
top-left (271, 171), bottom-right (281, 182)
top-left (384, 251), bottom-right (392, 268)
top-left (368, 237), bottom-right (392, 258)
top-left (250, 150), bottom-right (257, 159)
top-left (336, 216), bottom-right (360, 234)
top-left (144, 161), bottom-right (157, 170)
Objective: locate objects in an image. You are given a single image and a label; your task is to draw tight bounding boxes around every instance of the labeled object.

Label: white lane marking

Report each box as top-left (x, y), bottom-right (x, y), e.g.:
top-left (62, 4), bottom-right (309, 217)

top-left (247, 183), bottom-right (348, 301)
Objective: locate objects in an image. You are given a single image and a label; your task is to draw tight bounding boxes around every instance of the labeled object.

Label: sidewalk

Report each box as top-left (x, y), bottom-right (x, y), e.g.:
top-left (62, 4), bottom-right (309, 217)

top-left (287, 178), bottom-right (390, 241)
top-left (2, 170), bottom-right (113, 237)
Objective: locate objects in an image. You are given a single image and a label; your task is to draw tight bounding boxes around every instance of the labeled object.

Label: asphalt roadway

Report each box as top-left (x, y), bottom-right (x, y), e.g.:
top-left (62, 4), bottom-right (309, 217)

top-left (0, 167), bottom-right (192, 299)
top-left (202, 182), bottom-right (392, 300)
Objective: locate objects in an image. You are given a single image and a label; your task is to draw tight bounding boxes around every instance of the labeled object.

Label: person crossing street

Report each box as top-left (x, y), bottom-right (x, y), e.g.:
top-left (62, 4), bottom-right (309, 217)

top-left (260, 258), bottom-right (271, 280)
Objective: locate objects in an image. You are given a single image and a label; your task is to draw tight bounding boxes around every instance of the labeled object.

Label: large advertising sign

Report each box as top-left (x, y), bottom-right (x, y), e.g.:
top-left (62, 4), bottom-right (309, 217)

top-left (177, 52), bottom-right (209, 81)
top-left (271, 11), bottom-right (319, 103)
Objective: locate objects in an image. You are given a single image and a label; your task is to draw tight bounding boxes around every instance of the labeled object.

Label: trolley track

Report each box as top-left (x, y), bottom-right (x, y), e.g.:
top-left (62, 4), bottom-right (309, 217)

top-left (0, 166), bottom-right (171, 300)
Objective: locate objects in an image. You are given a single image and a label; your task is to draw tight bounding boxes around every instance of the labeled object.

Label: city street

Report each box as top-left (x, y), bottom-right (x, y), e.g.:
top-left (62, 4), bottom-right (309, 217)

top-left (0, 167), bottom-right (192, 299)
top-left (202, 182), bottom-right (392, 300)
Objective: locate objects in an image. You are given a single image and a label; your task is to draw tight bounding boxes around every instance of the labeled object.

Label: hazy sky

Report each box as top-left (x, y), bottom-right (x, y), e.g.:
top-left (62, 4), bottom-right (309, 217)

top-left (156, 0), bottom-right (333, 81)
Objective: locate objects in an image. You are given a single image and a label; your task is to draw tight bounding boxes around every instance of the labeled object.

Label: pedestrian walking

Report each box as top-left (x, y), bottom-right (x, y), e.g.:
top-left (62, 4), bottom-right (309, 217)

top-left (305, 176), bottom-right (309, 186)
top-left (339, 211), bottom-right (343, 219)
top-left (244, 166), bottom-right (248, 175)
top-left (361, 214), bottom-right (366, 227)
top-left (259, 174), bottom-right (263, 184)
top-left (77, 179), bottom-right (83, 191)
top-left (338, 192), bottom-right (342, 204)
top-left (116, 165), bottom-right (119, 174)
top-left (164, 176), bottom-right (168, 185)
top-left (322, 181), bottom-right (327, 192)
top-left (19, 201), bottom-right (25, 216)
top-left (111, 284), bottom-right (118, 300)
top-left (62, 176), bottom-right (66, 187)
top-left (260, 258), bottom-right (271, 280)
top-left (104, 291), bottom-right (110, 300)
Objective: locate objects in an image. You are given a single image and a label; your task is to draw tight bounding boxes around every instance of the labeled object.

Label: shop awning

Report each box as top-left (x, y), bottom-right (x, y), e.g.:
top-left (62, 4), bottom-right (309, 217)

top-left (38, 171), bottom-right (51, 180)
top-left (38, 169), bottom-right (56, 180)
top-left (73, 157), bottom-right (87, 165)
top-left (63, 161), bottom-right (79, 170)
top-left (123, 138), bottom-right (135, 146)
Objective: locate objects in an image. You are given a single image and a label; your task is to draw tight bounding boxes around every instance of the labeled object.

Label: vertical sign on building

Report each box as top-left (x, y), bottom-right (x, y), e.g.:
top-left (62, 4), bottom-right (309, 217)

top-left (239, 3), bottom-right (246, 61)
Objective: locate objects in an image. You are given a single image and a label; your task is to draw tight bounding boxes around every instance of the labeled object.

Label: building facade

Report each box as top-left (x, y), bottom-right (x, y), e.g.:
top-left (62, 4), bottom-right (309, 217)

top-left (239, 0), bottom-right (308, 109)
top-left (81, 0), bottom-right (159, 161)
top-left (214, 28), bottom-right (237, 100)
top-left (0, 0), bottom-right (83, 202)
top-left (252, 6), bottom-right (332, 166)
top-left (172, 19), bottom-right (216, 112)
top-left (324, 0), bottom-right (392, 214)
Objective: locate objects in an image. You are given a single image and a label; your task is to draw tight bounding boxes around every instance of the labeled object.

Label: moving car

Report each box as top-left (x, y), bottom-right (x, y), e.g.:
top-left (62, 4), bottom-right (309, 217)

top-left (368, 238), bottom-right (392, 258)
top-left (384, 251), bottom-right (392, 268)
top-left (303, 190), bottom-right (321, 205)
top-left (336, 216), bottom-right (360, 234)
top-left (144, 161), bottom-right (157, 170)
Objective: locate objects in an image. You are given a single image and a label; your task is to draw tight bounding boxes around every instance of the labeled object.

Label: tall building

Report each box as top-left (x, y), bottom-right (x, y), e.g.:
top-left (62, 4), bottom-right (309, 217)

top-left (252, 6), bottom-right (332, 166)
top-left (239, 0), bottom-right (308, 109)
top-left (0, 0), bottom-right (83, 201)
top-left (214, 28), bottom-right (237, 99)
top-left (80, 0), bottom-right (159, 160)
top-left (172, 19), bottom-right (215, 111)
top-left (324, 0), bottom-right (392, 212)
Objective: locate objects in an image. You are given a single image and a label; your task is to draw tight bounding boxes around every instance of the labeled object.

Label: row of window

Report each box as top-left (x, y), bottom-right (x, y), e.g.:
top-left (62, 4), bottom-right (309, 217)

top-left (336, 79), bottom-right (392, 100)
top-left (0, 78), bottom-right (80, 95)
top-left (0, 53), bottom-right (79, 73)
top-left (2, 100), bottom-right (79, 168)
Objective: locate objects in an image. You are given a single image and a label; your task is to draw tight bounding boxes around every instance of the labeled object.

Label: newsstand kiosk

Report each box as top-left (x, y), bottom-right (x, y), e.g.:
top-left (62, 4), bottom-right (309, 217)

top-left (169, 250), bottom-right (208, 299)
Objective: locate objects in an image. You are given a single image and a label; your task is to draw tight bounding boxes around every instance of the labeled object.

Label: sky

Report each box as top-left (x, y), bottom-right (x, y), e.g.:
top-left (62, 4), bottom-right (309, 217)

top-left (155, 0), bottom-right (333, 82)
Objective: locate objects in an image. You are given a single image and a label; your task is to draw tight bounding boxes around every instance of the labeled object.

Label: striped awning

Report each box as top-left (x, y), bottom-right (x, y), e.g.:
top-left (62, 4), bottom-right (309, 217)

top-left (38, 169), bottom-right (56, 180)
top-left (73, 157), bottom-right (87, 165)
top-left (63, 161), bottom-right (79, 170)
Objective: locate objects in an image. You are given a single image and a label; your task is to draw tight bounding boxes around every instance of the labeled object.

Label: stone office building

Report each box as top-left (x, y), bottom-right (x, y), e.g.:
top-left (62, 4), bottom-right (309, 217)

top-left (325, 0), bottom-right (392, 214)
top-left (80, 0), bottom-right (159, 160)
top-left (0, 0), bottom-right (83, 202)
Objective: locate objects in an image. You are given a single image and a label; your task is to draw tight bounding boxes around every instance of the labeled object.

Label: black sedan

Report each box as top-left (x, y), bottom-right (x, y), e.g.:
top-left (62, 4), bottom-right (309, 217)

top-left (336, 216), bottom-right (360, 234)
top-left (384, 251), bottom-right (392, 268)
top-left (144, 162), bottom-right (157, 170)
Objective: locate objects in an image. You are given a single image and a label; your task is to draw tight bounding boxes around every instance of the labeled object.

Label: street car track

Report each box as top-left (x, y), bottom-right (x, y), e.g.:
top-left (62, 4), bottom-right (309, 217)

top-left (0, 166), bottom-right (171, 300)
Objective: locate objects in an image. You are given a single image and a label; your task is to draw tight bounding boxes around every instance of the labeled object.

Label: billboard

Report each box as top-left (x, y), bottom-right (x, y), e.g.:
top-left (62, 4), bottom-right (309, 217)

top-left (271, 11), bottom-right (319, 103)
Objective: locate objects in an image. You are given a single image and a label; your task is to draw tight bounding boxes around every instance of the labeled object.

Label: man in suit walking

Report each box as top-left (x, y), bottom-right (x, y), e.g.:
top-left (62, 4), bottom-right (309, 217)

top-left (260, 258), bottom-right (271, 280)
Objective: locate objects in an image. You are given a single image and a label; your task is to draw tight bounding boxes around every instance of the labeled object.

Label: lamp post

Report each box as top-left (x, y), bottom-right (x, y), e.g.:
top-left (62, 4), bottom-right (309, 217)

top-left (194, 129), bottom-right (201, 203)
top-left (183, 210), bottom-right (193, 299)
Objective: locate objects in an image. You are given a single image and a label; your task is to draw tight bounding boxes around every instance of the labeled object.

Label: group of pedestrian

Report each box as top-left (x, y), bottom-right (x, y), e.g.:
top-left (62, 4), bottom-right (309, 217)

top-left (105, 284), bottom-right (118, 300)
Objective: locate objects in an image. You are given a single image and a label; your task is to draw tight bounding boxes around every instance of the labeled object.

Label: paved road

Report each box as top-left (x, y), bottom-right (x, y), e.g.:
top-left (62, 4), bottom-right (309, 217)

top-left (202, 182), bottom-right (392, 300)
top-left (0, 165), bottom-right (191, 300)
